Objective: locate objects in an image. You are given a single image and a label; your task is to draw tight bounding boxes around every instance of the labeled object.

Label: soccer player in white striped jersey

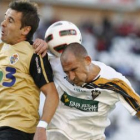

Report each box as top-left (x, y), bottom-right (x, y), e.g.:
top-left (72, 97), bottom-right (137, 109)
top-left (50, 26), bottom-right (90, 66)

top-left (39, 21), bottom-right (140, 140)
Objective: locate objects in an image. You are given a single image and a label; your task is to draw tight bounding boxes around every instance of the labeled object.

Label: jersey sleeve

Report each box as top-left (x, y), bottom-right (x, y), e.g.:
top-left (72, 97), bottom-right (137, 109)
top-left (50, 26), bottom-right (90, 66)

top-left (29, 53), bottom-right (53, 89)
top-left (116, 80), bottom-right (140, 116)
top-left (118, 94), bottom-right (137, 116)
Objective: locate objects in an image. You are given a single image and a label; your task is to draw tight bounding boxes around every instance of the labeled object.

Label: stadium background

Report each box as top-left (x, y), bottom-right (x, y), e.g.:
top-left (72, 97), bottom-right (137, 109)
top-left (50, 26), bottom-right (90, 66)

top-left (0, 0), bottom-right (140, 139)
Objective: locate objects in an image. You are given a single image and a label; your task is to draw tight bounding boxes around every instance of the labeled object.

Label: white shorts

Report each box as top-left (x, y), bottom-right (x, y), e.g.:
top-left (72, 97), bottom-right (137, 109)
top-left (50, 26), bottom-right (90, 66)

top-left (47, 129), bottom-right (73, 140)
top-left (46, 129), bottom-right (105, 140)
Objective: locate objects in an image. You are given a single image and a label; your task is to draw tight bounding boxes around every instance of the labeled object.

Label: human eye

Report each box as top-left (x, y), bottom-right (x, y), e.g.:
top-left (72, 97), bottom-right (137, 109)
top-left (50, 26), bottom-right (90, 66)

top-left (9, 18), bottom-right (13, 23)
top-left (64, 71), bottom-right (68, 75)
top-left (71, 68), bottom-right (77, 72)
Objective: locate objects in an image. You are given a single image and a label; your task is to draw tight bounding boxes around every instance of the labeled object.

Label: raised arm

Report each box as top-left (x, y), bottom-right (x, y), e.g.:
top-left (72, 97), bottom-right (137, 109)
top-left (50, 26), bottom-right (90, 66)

top-left (29, 53), bottom-right (59, 140)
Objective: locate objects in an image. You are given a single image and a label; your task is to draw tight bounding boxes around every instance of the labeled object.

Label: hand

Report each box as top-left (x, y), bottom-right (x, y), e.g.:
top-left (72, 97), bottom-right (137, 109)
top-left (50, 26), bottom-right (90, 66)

top-left (33, 127), bottom-right (47, 140)
top-left (33, 38), bottom-right (48, 57)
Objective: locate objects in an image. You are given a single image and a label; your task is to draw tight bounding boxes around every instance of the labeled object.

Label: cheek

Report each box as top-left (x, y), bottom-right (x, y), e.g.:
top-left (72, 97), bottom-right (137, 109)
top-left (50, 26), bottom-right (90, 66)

top-left (8, 24), bottom-right (20, 33)
top-left (8, 28), bottom-right (20, 38)
top-left (7, 26), bottom-right (14, 35)
top-left (76, 72), bottom-right (87, 80)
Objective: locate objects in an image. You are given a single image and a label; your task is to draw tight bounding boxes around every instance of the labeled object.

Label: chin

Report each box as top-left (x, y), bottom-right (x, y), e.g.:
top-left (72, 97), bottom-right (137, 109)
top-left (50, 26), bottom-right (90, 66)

top-left (75, 82), bottom-right (83, 86)
top-left (1, 38), bottom-right (6, 43)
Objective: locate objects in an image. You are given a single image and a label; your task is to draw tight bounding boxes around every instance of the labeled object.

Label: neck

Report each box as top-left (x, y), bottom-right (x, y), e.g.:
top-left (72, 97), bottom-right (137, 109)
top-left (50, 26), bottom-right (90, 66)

top-left (87, 64), bottom-right (100, 83)
top-left (11, 37), bottom-right (26, 45)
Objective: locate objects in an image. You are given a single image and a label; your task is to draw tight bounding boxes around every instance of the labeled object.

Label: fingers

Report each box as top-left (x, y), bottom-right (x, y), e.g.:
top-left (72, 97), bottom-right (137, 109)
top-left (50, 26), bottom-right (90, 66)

top-left (41, 50), bottom-right (47, 58)
top-left (33, 38), bottom-right (48, 57)
top-left (35, 43), bottom-right (44, 54)
top-left (36, 46), bottom-right (45, 56)
top-left (33, 38), bottom-right (41, 49)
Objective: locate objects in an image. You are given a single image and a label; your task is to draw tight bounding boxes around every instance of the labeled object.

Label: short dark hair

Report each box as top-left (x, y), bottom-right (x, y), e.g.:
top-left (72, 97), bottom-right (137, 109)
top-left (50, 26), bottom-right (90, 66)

top-left (9, 0), bottom-right (40, 41)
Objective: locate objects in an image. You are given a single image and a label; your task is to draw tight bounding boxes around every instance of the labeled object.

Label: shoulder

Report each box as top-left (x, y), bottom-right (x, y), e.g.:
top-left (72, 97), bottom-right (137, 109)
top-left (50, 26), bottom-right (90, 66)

top-left (93, 61), bottom-right (128, 82)
top-left (14, 41), bottom-right (34, 54)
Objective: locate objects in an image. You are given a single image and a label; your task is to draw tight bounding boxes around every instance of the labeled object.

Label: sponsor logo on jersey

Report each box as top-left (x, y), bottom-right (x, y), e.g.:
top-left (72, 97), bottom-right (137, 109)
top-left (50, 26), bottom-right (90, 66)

top-left (35, 57), bottom-right (41, 73)
top-left (74, 87), bottom-right (86, 93)
top-left (61, 92), bottom-right (99, 112)
top-left (91, 90), bottom-right (101, 100)
top-left (10, 53), bottom-right (19, 65)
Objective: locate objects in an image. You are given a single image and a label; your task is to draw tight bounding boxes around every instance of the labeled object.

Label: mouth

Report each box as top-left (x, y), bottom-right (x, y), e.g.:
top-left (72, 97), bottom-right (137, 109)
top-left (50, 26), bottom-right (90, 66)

top-left (1, 30), bottom-right (5, 36)
top-left (73, 80), bottom-right (83, 86)
top-left (73, 80), bottom-right (79, 85)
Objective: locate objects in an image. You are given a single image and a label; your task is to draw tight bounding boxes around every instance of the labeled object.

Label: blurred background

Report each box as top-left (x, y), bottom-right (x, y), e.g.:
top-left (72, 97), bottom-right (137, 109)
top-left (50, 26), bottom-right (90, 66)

top-left (0, 0), bottom-right (140, 139)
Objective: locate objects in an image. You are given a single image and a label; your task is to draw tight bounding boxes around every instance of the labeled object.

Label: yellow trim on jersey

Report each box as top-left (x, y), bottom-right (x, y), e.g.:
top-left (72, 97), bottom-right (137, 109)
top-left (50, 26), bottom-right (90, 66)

top-left (127, 97), bottom-right (135, 109)
top-left (89, 77), bottom-right (140, 112)
top-left (136, 111), bottom-right (140, 119)
top-left (39, 55), bottom-right (49, 83)
top-left (94, 78), bottom-right (140, 104)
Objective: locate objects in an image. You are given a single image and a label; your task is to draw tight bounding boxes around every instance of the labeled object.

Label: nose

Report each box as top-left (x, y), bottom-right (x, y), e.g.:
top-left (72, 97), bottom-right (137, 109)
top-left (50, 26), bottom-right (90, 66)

top-left (1, 19), bottom-right (6, 27)
top-left (68, 71), bottom-right (75, 81)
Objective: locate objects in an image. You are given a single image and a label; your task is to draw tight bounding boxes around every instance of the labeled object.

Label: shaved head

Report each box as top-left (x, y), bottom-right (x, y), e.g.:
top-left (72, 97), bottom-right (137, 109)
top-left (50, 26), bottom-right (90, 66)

top-left (60, 43), bottom-right (93, 86)
top-left (61, 43), bottom-right (88, 62)
top-left (60, 42), bottom-right (100, 86)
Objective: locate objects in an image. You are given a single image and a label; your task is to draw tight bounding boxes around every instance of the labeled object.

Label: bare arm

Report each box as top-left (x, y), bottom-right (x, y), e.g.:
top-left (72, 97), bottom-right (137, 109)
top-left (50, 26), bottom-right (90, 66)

top-left (34, 82), bottom-right (59, 140)
top-left (40, 82), bottom-right (59, 122)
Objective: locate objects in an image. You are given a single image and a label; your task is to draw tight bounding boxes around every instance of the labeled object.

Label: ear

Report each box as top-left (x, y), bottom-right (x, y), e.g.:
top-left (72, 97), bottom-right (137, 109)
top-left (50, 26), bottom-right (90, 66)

top-left (85, 56), bottom-right (91, 65)
top-left (21, 26), bottom-right (31, 36)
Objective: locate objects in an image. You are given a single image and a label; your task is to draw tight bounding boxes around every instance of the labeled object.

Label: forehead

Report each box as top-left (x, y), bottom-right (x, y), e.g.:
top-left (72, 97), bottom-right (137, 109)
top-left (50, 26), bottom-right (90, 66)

top-left (5, 8), bottom-right (22, 22)
top-left (61, 53), bottom-right (80, 70)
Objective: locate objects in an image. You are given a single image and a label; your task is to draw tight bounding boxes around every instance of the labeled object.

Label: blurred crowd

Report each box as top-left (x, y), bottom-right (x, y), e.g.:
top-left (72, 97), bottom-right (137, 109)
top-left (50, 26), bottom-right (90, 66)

top-left (34, 17), bottom-right (140, 140)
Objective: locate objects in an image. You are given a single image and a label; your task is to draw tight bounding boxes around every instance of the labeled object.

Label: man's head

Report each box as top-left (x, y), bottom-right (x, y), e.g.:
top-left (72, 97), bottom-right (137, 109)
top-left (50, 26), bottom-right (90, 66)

top-left (1, 1), bottom-right (40, 45)
top-left (60, 43), bottom-right (93, 86)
